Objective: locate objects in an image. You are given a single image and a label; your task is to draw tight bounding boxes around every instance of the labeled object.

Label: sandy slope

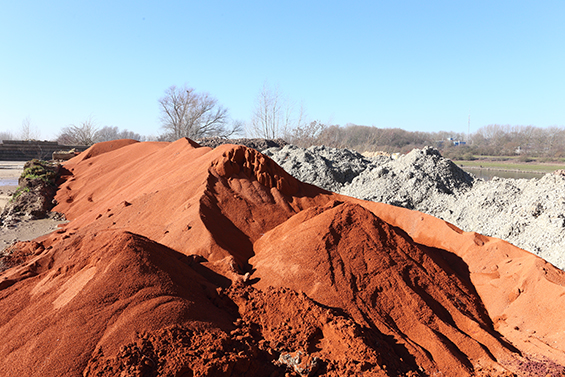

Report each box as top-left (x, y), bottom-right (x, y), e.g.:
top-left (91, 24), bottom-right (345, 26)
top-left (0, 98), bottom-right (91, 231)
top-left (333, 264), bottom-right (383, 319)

top-left (0, 139), bottom-right (564, 376)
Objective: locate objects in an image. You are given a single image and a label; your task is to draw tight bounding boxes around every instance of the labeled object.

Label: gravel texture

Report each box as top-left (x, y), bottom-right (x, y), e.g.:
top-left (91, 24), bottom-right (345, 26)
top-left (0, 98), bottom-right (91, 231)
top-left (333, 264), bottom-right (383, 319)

top-left (197, 137), bottom-right (288, 151)
top-left (438, 174), bottom-right (565, 269)
top-left (266, 144), bottom-right (565, 270)
top-left (341, 146), bottom-right (475, 210)
top-left (263, 145), bottom-right (378, 193)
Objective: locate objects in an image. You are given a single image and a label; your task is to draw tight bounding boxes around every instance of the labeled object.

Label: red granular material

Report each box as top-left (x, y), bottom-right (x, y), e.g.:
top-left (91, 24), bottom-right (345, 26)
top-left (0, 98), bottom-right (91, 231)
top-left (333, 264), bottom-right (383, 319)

top-left (1, 138), bottom-right (564, 376)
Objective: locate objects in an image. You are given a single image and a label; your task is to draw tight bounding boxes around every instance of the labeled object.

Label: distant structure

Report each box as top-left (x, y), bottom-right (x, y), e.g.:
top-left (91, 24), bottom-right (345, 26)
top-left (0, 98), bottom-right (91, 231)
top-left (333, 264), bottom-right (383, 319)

top-left (446, 137), bottom-right (466, 146)
top-left (515, 146), bottom-right (523, 155)
top-left (0, 140), bottom-right (88, 161)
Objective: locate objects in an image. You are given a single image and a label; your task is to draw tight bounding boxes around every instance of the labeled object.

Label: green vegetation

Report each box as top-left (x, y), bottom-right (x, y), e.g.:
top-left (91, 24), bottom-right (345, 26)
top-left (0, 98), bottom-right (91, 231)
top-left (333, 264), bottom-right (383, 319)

top-left (7, 159), bottom-right (60, 206)
top-left (452, 159), bottom-right (565, 173)
top-left (10, 187), bottom-right (30, 202)
top-left (20, 159), bottom-right (57, 185)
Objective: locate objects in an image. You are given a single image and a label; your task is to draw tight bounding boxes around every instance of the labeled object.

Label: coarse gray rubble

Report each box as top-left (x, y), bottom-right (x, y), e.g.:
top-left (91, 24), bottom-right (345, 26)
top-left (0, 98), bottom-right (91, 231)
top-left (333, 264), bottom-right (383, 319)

top-left (263, 145), bottom-right (380, 193)
top-left (264, 144), bottom-right (565, 270)
top-left (341, 147), bottom-right (475, 210)
top-left (438, 174), bottom-right (565, 269)
top-left (197, 137), bottom-right (288, 151)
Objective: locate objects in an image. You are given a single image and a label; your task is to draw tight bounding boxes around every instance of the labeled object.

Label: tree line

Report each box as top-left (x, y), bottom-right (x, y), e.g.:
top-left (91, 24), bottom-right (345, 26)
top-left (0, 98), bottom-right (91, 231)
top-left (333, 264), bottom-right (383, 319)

top-left (299, 123), bottom-right (565, 159)
top-left (4, 83), bottom-right (564, 160)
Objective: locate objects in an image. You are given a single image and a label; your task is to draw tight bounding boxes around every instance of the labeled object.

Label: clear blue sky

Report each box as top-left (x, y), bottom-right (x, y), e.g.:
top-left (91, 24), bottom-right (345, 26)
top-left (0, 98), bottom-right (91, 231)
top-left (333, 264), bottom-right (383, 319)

top-left (1, 1), bottom-right (564, 140)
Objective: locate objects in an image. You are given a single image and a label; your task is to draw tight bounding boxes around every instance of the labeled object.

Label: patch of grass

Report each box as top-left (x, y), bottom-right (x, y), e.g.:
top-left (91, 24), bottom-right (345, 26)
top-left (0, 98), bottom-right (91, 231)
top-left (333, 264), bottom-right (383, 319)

top-left (10, 187), bottom-right (30, 203)
top-left (23, 173), bottom-right (50, 182)
top-left (462, 152), bottom-right (476, 161)
top-left (20, 159), bottom-right (57, 185)
top-left (517, 155), bottom-right (534, 163)
top-left (453, 159), bottom-right (565, 172)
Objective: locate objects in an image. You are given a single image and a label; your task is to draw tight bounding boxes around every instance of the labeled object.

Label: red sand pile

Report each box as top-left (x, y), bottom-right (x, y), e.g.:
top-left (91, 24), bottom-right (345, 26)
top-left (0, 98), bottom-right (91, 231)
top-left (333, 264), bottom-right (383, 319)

top-left (1, 138), bottom-right (565, 376)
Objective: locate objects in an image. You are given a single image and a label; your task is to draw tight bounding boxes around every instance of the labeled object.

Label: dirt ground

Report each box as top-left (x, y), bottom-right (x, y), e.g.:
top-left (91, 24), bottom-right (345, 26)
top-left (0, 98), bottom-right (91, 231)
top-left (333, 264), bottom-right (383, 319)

top-left (0, 185), bottom-right (16, 214)
top-left (0, 161), bottom-right (66, 250)
top-left (0, 161), bottom-right (22, 209)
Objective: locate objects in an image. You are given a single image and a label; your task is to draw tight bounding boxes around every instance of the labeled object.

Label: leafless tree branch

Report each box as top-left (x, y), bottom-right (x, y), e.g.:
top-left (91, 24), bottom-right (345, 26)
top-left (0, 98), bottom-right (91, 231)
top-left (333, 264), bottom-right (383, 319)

top-left (159, 84), bottom-right (236, 141)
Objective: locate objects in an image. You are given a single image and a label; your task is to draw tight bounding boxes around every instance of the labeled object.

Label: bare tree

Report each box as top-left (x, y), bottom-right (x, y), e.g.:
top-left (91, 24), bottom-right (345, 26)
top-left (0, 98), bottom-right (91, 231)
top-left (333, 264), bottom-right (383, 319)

top-left (229, 119), bottom-right (245, 138)
top-left (97, 126), bottom-right (145, 142)
top-left (57, 118), bottom-right (100, 146)
top-left (20, 117), bottom-right (41, 140)
top-left (251, 83), bottom-right (277, 139)
top-left (249, 82), bottom-right (307, 139)
top-left (287, 120), bottom-right (327, 147)
top-left (96, 126), bottom-right (120, 142)
top-left (118, 129), bottom-right (146, 141)
top-left (0, 131), bottom-right (14, 141)
top-left (159, 84), bottom-right (236, 141)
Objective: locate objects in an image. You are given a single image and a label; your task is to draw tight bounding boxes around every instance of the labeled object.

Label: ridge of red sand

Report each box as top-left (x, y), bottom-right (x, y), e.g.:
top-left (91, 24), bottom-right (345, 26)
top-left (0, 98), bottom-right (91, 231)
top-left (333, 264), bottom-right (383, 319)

top-left (251, 200), bottom-right (515, 375)
top-left (1, 138), bottom-right (564, 376)
top-left (360, 202), bottom-right (565, 367)
top-left (71, 138), bottom-right (140, 163)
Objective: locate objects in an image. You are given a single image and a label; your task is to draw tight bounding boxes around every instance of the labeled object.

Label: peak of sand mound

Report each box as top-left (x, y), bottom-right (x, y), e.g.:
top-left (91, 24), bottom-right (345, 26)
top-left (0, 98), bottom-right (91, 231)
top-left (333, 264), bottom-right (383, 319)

top-left (211, 144), bottom-right (301, 196)
top-left (71, 138), bottom-right (140, 163)
top-left (341, 146), bottom-right (475, 210)
top-left (251, 200), bottom-right (516, 375)
top-left (1, 138), bottom-right (565, 376)
top-left (263, 144), bottom-right (374, 193)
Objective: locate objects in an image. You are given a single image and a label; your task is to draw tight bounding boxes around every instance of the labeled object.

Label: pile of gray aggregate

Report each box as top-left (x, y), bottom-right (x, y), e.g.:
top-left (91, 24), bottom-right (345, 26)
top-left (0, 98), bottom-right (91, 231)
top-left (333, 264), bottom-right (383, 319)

top-left (197, 137), bottom-right (288, 152)
top-left (263, 145), bottom-right (380, 193)
top-left (264, 144), bottom-right (565, 270)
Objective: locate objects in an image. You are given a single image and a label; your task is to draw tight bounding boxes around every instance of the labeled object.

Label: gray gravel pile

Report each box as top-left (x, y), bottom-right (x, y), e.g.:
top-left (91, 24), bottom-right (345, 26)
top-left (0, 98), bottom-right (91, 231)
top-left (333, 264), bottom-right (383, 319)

top-left (437, 174), bottom-right (565, 269)
top-left (263, 145), bottom-right (383, 193)
top-left (197, 137), bottom-right (288, 151)
top-left (265, 144), bottom-right (565, 270)
top-left (341, 146), bottom-right (475, 210)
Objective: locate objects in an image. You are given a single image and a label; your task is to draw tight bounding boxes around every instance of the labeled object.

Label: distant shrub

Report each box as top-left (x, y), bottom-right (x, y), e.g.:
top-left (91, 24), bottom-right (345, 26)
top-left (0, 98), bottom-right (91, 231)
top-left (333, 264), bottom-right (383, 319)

top-left (518, 155), bottom-right (534, 163)
top-left (462, 152), bottom-right (476, 161)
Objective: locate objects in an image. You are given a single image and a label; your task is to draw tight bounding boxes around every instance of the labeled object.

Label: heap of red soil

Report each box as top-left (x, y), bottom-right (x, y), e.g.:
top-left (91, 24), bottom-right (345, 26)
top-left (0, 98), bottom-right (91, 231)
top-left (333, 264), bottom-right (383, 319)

top-left (1, 138), bottom-right (564, 376)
